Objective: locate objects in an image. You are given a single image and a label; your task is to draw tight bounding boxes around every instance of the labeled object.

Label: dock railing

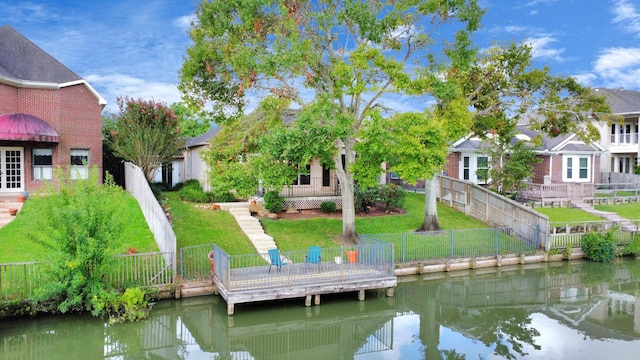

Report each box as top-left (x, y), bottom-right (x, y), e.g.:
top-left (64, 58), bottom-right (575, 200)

top-left (363, 227), bottom-right (540, 263)
top-left (212, 242), bottom-right (394, 292)
top-left (179, 243), bottom-right (215, 280)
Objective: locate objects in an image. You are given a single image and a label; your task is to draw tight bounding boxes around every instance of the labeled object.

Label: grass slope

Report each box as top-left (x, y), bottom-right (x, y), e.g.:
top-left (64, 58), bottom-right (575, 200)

top-left (534, 207), bottom-right (603, 223)
top-left (0, 191), bottom-right (156, 263)
top-left (594, 202), bottom-right (640, 220)
top-left (163, 192), bottom-right (255, 255)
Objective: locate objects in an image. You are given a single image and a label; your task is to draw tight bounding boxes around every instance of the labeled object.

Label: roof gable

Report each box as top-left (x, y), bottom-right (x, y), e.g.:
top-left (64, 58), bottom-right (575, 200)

top-left (0, 25), bottom-right (82, 84)
top-left (593, 88), bottom-right (640, 115)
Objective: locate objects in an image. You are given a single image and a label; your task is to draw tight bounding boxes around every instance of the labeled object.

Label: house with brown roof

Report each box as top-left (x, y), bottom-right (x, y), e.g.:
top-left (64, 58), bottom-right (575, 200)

top-left (0, 25), bottom-right (105, 196)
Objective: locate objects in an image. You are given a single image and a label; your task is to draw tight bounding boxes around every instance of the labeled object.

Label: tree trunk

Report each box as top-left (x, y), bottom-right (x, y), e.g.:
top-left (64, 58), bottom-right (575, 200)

top-left (418, 176), bottom-right (440, 232)
top-left (335, 141), bottom-right (359, 246)
top-left (339, 176), bottom-right (359, 245)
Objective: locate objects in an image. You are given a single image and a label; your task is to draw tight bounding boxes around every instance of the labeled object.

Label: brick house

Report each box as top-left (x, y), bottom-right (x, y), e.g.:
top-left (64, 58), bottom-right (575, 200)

top-left (0, 25), bottom-right (105, 196)
top-left (445, 124), bottom-right (605, 187)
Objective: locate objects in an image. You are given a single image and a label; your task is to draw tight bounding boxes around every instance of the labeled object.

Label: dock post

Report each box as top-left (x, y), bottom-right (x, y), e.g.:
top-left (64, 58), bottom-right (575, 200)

top-left (227, 303), bottom-right (235, 316)
top-left (358, 290), bottom-right (365, 301)
top-left (305, 295), bottom-right (312, 307)
top-left (386, 288), bottom-right (395, 297)
top-left (314, 294), bottom-right (321, 305)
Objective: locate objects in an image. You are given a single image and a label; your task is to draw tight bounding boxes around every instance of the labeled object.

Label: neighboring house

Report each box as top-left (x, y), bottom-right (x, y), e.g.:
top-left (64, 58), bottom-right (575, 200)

top-left (592, 88), bottom-right (640, 174)
top-left (177, 126), bottom-right (220, 192)
top-left (0, 25), bottom-right (105, 196)
top-left (445, 124), bottom-right (605, 188)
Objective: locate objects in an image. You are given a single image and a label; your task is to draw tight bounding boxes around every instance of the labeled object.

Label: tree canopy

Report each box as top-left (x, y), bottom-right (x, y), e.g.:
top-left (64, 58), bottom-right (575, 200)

top-left (180, 0), bottom-right (485, 245)
top-left (105, 97), bottom-right (185, 182)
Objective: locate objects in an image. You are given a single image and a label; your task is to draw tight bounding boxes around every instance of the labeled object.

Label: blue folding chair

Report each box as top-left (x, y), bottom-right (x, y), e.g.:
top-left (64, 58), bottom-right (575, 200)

top-left (268, 248), bottom-right (286, 273)
top-left (305, 246), bottom-right (321, 271)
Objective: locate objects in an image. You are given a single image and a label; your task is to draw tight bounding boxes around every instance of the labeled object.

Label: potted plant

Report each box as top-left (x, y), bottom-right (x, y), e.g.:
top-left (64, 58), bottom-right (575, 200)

top-left (345, 248), bottom-right (359, 263)
top-left (208, 251), bottom-right (215, 273)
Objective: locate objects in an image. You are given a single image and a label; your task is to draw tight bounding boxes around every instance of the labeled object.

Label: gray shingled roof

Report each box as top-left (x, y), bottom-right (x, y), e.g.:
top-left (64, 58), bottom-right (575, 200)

top-left (186, 126), bottom-right (220, 148)
top-left (452, 124), bottom-right (600, 153)
top-left (0, 25), bottom-right (82, 84)
top-left (593, 88), bottom-right (640, 114)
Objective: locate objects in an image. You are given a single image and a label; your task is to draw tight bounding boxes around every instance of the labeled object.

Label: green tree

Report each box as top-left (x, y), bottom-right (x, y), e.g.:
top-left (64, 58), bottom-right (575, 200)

top-left (479, 133), bottom-right (542, 196)
top-left (180, 0), bottom-right (484, 245)
top-left (413, 42), bottom-right (612, 231)
top-left (106, 97), bottom-right (185, 182)
top-left (171, 102), bottom-right (213, 137)
top-left (29, 168), bottom-right (124, 315)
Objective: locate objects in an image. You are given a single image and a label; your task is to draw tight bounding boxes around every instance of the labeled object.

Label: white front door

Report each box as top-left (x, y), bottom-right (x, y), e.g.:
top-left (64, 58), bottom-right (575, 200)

top-left (0, 147), bottom-right (24, 192)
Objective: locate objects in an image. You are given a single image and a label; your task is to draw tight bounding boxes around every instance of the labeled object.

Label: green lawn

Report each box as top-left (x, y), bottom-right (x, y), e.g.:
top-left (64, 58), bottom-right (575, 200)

top-left (0, 191), bottom-right (156, 263)
top-left (262, 192), bottom-right (488, 251)
top-left (534, 207), bottom-right (603, 223)
top-left (163, 192), bottom-right (256, 255)
top-left (594, 202), bottom-right (640, 220)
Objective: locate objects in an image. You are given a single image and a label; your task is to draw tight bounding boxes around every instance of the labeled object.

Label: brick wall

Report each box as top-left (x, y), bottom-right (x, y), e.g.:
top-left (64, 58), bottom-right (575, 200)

top-left (0, 82), bottom-right (103, 192)
top-left (444, 152), bottom-right (460, 178)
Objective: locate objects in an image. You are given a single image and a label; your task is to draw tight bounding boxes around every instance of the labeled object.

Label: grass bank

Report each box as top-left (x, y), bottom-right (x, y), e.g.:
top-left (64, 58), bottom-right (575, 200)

top-left (0, 191), bottom-right (156, 263)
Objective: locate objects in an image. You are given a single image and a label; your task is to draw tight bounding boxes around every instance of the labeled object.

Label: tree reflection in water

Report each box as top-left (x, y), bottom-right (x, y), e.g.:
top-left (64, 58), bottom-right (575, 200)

top-left (2, 259), bottom-right (640, 359)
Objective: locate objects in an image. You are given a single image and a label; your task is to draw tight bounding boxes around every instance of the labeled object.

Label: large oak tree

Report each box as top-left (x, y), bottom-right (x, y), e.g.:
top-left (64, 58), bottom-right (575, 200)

top-left (180, 0), bottom-right (484, 245)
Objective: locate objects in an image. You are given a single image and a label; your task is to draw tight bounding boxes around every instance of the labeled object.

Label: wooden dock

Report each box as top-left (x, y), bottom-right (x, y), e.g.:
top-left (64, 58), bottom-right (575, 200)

top-left (213, 262), bottom-right (396, 315)
top-left (211, 245), bottom-right (397, 315)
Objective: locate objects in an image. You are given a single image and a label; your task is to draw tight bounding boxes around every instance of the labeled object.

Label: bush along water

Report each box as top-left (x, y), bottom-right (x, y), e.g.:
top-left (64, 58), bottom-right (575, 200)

top-left (26, 168), bottom-right (153, 322)
top-left (581, 230), bottom-right (617, 263)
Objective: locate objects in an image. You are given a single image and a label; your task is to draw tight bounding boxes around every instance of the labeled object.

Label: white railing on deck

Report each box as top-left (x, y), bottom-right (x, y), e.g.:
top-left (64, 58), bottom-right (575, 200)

top-left (124, 162), bottom-right (176, 275)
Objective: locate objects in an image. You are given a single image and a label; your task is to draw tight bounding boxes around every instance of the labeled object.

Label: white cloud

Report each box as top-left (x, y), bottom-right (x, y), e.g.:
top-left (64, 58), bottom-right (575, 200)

top-left (593, 47), bottom-right (640, 89)
top-left (85, 73), bottom-right (182, 112)
top-left (571, 72), bottom-right (598, 86)
top-left (612, 0), bottom-right (640, 37)
top-left (173, 15), bottom-right (196, 32)
top-left (525, 36), bottom-right (566, 62)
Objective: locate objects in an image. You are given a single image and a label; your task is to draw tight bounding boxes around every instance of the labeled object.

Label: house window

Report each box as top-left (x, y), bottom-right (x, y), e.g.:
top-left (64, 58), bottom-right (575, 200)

top-left (611, 123), bottom-right (616, 143)
top-left (462, 156), bottom-right (470, 180)
top-left (33, 149), bottom-right (52, 180)
top-left (621, 124), bottom-right (632, 144)
top-left (70, 149), bottom-right (89, 179)
top-left (476, 156), bottom-right (489, 183)
top-left (579, 157), bottom-right (588, 179)
top-left (293, 164), bottom-right (311, 185)
top-left (619, 157), bottom-right (632, 173)
top-left (564, 155), bottom-right (590, 182)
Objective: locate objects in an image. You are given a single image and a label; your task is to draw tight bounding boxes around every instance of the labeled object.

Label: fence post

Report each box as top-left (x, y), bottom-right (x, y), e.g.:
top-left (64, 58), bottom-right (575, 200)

top-left (495, 228), bottom-right (499, 255)
top-left (402, 233), bottom-right (406, 263)
top-left (450, 230), bottom-right (454, 257)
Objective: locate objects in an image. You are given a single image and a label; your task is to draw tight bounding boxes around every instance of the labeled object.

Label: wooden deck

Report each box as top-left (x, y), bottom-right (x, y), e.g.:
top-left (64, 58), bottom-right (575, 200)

top-left (212, 261), bottom-right (397, 315)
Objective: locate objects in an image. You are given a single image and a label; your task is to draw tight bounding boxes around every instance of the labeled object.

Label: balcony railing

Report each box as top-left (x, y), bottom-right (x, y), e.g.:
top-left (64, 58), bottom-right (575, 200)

top-left (610, 132), bottom-right (638, 145)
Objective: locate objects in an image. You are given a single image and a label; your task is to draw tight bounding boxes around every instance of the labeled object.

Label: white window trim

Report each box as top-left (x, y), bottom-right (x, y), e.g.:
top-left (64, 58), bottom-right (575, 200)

top-left (460, 153), bottom-right (490, 184)
top-left (32, 148), bottom-right (53, 180)
top-left (70, 149), bottom-right (89, 180)
top-left (563, 154), bottom-right (591, 182)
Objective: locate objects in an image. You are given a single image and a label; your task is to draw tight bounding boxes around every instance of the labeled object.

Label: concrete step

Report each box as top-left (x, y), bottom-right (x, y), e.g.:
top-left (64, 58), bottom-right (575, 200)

top-left (248, 233), bottom-right (274, 242)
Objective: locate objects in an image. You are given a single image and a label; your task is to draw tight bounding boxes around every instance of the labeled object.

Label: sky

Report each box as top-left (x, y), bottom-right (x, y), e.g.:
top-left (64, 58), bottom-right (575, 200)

top-left (1, 0), bottom-right (639, 114)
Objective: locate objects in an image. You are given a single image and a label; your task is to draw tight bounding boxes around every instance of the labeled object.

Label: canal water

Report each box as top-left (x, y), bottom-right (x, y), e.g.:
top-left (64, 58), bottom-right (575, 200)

top-left (1, 259), bottom-right (639, 359)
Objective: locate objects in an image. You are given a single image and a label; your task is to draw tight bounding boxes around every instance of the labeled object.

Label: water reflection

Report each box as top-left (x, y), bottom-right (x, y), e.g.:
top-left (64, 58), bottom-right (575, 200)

top-left (1, 259), bottom-right (639, 359)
